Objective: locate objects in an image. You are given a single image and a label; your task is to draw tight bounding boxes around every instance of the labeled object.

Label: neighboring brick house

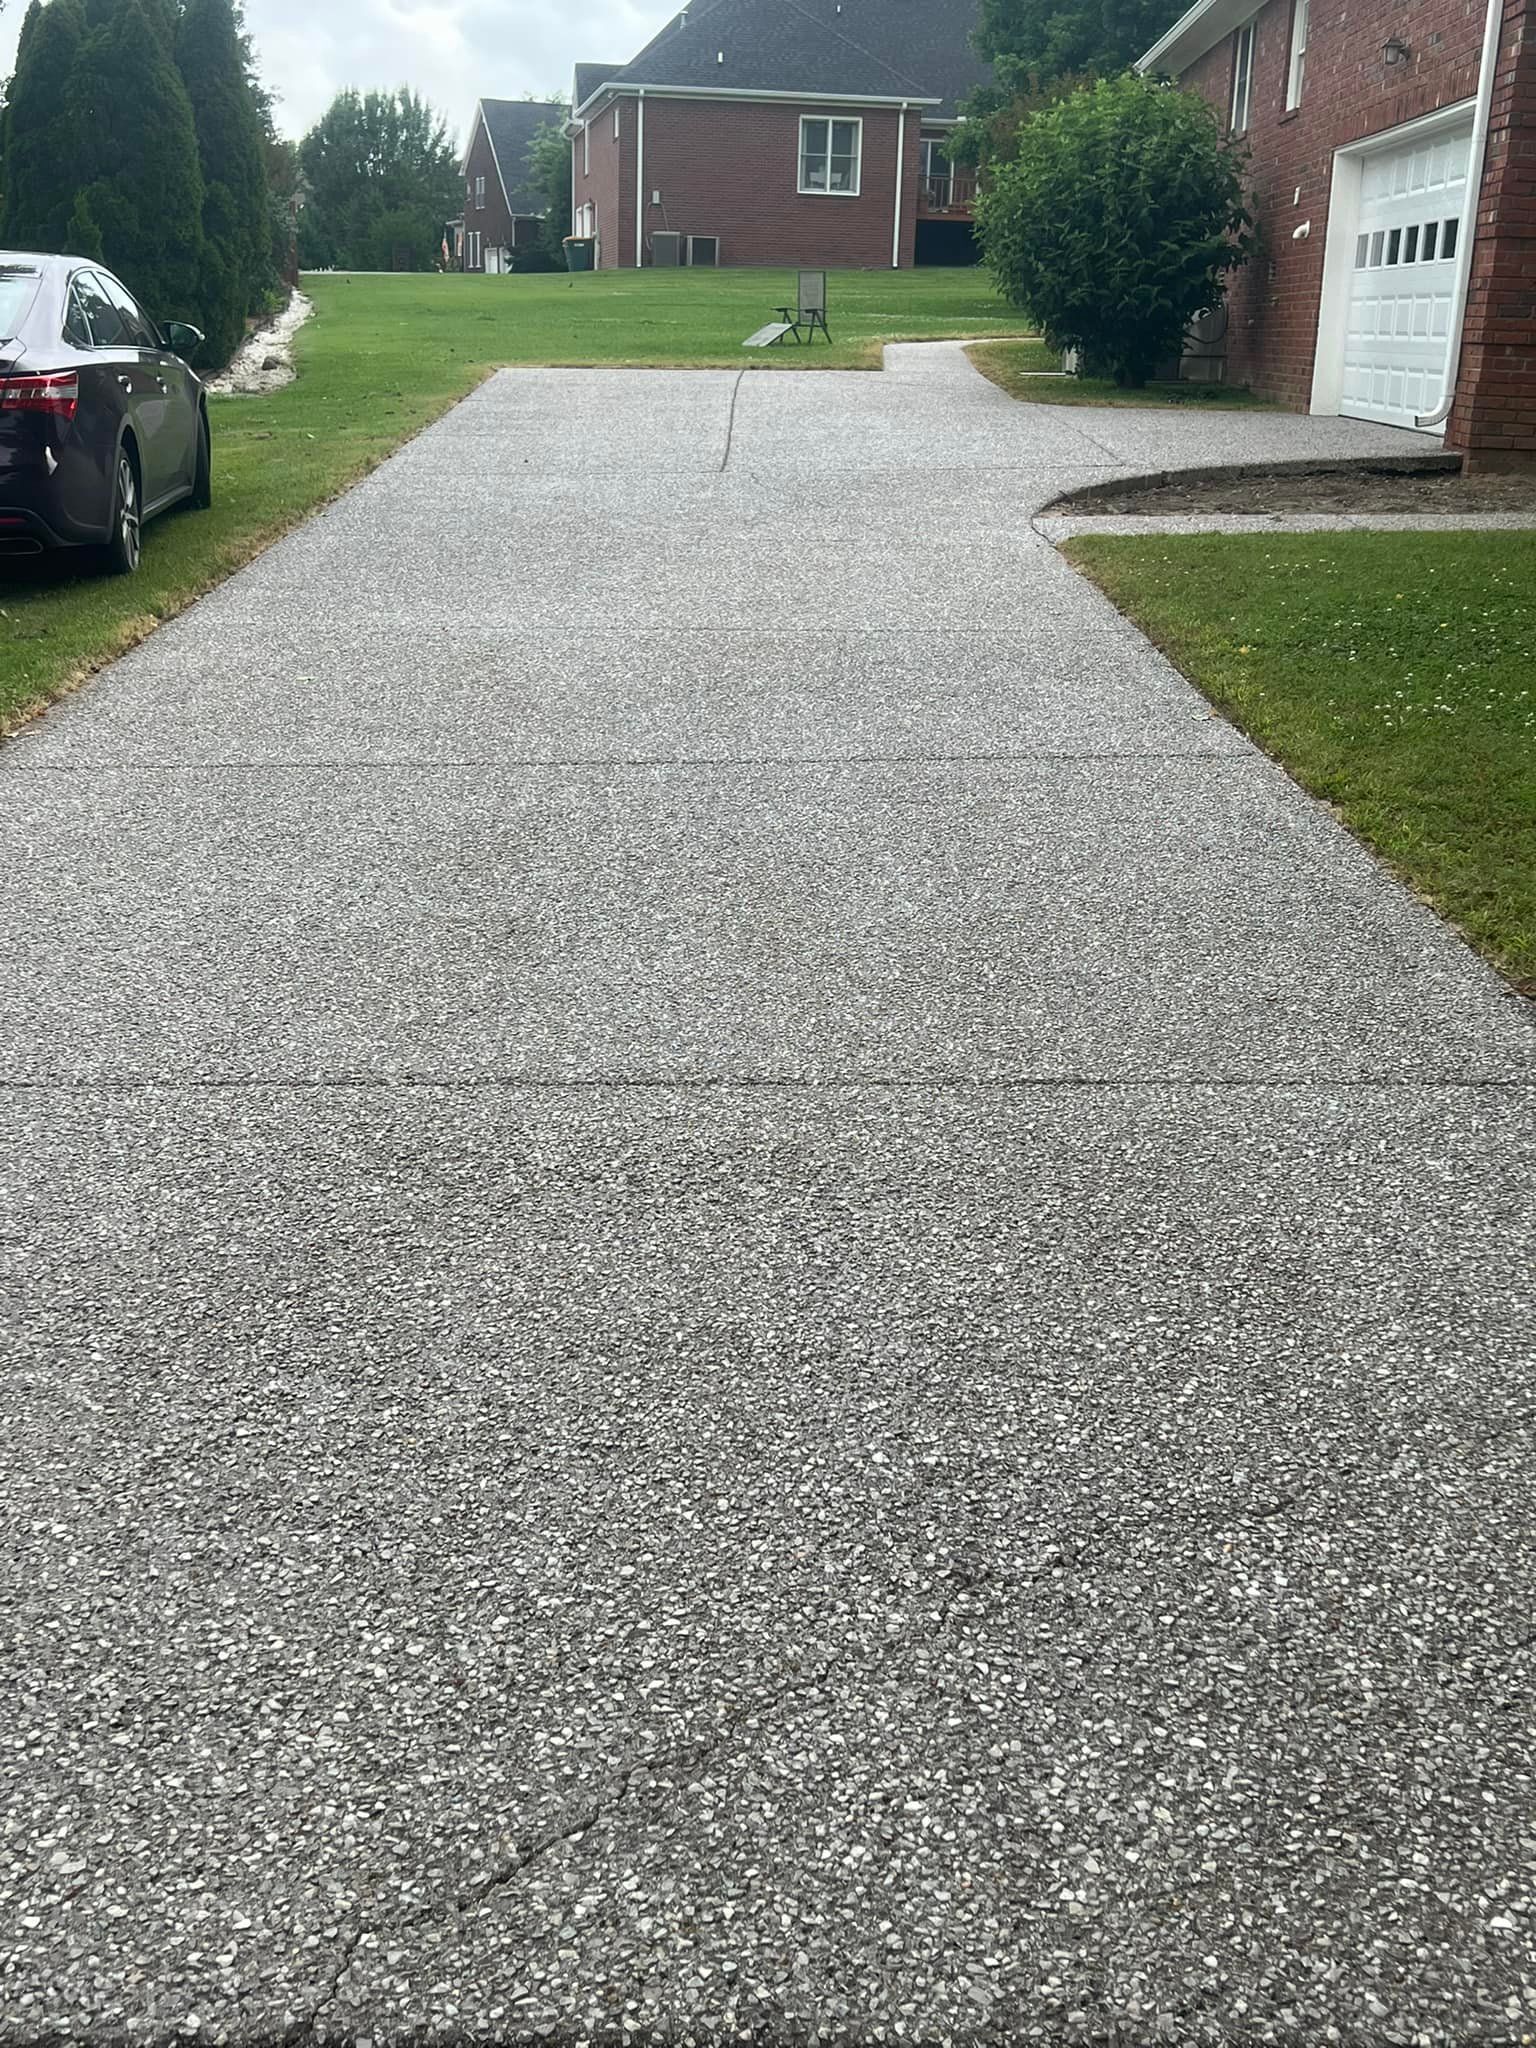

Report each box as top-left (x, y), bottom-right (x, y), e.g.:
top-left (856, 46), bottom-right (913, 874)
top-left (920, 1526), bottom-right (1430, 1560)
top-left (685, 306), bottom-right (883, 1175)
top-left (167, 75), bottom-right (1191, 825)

top-left (567, 0), bottom-right (990, 271)
top-left (1139, 0), bottom-right (1536, 465)
top-left (453, 98), bottom-right (566, 273)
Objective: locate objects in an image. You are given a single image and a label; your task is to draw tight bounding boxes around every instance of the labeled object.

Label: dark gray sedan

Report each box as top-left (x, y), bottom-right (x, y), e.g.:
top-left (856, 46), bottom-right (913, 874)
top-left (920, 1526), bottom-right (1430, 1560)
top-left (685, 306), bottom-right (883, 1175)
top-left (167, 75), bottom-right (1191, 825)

top-left (0, 252), bottom-right (209, 574)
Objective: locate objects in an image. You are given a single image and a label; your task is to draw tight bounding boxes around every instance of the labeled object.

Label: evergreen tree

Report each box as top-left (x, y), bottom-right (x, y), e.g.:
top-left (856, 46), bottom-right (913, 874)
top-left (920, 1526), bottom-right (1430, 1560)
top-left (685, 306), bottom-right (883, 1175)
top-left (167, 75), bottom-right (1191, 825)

top-left (64, 185), bottom-right (104, 259)
top-left (7, 0), bottom-right (44, 101)
top-left (1, 0), bottom-right (90, 251)
top-left (66, 0), bottom-right (204, 317)
top-left (177, 0), bottom-right (272, 358)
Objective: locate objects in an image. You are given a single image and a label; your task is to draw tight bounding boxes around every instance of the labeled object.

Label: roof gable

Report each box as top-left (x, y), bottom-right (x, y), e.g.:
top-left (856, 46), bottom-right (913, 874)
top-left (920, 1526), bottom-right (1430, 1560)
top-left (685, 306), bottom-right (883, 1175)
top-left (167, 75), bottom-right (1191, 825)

top-left (573, 62), bottom-right (623, 106)
top-left (476, 97), bottom-right (567, 216)
top-left (580, 0), bottom-right (988, 119)
top-left (1136, 0), bottom-right (1259, 76)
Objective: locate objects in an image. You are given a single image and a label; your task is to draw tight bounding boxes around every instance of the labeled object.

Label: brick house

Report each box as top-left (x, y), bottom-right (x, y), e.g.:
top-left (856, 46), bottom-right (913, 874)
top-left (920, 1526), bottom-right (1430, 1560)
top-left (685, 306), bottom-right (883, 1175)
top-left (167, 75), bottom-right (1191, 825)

top-left (453, 98), bottom-right (566, 273)
top-left (568, 0), bottom-right (990, 271)
top-left (1139, 0), bottom-right (1536, 465)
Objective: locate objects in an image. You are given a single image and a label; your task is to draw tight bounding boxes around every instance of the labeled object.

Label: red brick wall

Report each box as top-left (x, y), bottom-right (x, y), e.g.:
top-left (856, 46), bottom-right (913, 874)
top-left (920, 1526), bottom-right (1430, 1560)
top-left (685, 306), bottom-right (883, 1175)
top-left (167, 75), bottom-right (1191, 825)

top-left (1182, 0), bottom-right (1485, 409)
top-left (1447, 0), bottom-right (1536, 465)
top-left (574, 92), bottom-right (922, 268)
top-left (463, 114), bottom-right (520, 269)
top-left (575, 92), bottom-right (633, 270)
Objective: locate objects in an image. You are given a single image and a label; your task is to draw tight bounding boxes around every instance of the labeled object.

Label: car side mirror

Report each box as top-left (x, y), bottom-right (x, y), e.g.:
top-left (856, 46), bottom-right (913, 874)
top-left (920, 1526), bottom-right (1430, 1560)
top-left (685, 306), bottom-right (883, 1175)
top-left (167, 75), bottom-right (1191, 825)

top-left (162, 321), bottom-right (204, 359)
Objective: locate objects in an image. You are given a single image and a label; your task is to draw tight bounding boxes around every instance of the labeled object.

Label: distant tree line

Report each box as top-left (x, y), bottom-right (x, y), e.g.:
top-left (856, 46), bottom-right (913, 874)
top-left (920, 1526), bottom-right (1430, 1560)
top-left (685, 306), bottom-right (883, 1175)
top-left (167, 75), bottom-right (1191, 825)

top-left (296, 89), bottom-right (459, 273)
top-left (1, 0), bottom-right (286, 364)
top-left (294, 90), bottom-right (570, 275)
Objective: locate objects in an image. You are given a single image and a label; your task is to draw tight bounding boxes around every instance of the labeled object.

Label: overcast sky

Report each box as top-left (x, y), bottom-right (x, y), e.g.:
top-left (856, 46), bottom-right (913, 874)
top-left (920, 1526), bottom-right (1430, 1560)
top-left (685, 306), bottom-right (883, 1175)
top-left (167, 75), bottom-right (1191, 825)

top-left (0, 0), bottom-right (678, 140)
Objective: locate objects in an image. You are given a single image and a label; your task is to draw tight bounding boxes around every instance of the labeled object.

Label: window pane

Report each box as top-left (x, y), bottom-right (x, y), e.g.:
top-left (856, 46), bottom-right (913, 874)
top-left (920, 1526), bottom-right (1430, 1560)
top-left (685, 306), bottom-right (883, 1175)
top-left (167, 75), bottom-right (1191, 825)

top-left (1287, 0), bottom-right (1308, 107)
top-left (831, 120), bottom-right (857, 155)
top-left (1355, 234), bottom-right (1369, 267)
top-left (1386, 227), bottom-right (1401, 264)
top-left (63, 287), bottom-right (91, 348)
top-left (1441, 216), bottom-right (1459, 259)
top-left (78, 274), bottom-right (126, 346)
top-left (1369, 230), bottom-right (1384, 266)
top-left (1421, 220), bottom-right (1438, 260)
top-left (1231, 24), bottom-right (1254, 130)
top-left (800, 118), bottom-right (828, 188)
top-left (1404, 223), bottom-right (1419, 262)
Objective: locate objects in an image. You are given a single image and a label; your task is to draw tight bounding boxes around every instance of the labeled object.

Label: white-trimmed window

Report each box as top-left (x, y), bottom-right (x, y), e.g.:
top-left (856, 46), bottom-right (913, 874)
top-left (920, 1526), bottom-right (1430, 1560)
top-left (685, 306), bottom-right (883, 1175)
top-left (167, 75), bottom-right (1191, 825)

top-left (798, 115), bottom-right (862, 195)
top-left (473, 174), bottom-right (485, 209)
top-left (1285, 0), bottom-right (1308, 108)
top-left (1230, 19), bottom-right (1256, 134)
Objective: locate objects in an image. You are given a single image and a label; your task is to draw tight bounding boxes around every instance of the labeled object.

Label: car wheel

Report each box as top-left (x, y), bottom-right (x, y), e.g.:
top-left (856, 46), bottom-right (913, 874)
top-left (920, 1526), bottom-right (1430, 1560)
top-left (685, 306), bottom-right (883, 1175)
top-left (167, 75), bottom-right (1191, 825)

top-left (191, 413), bottom-right (211, 509)
top-left (102, 449), bottom-right (141, 576)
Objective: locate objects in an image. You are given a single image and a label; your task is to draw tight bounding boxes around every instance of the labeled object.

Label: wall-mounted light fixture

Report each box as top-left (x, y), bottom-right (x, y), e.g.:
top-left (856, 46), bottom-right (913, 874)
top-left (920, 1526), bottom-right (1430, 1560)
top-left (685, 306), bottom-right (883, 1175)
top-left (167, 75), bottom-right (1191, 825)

top-left (1383, 35), bottom-right (1413, 63)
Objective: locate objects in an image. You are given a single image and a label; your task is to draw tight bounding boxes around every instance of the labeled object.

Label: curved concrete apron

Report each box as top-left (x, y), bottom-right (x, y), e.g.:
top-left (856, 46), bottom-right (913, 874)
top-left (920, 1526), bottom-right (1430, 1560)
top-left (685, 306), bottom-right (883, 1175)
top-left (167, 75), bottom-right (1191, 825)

top-left (2, 347), bottom-right (1532, 2044)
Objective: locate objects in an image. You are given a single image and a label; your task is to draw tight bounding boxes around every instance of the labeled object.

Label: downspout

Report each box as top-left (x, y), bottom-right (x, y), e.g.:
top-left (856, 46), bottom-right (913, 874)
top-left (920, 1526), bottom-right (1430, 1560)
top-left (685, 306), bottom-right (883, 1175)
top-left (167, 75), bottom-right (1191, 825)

top-left (1416, 0), bottom-right (1503, 427)
top-left (892, 101), bottom-right (908, 268)
top-left (635, 89), bottom-right (646, 270)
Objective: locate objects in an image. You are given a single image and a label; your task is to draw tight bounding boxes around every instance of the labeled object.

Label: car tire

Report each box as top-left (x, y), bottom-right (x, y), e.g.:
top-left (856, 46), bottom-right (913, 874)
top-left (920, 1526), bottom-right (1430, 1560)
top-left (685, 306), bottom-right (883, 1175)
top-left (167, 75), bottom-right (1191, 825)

top-left (102, 449), bottom-right (142, 576)
top-left (191, 413), bottom-right (211, 509)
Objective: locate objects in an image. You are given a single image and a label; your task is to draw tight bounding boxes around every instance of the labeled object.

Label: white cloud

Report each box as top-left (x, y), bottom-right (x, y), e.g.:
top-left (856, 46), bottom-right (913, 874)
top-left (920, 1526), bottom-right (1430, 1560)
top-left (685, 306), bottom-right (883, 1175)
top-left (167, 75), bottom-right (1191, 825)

top-left (0, 0), bottom-right (675, 142)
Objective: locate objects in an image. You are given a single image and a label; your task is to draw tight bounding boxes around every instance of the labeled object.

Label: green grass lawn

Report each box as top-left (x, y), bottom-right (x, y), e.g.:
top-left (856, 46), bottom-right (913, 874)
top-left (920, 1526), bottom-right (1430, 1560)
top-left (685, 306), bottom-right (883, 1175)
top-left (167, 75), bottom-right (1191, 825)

top-left (0, 266), bottom-right (1032, 733)
top-left (968, 339), bottom-right (1275, 408)
top-left (1067, 531), bottom-right (1536, 992)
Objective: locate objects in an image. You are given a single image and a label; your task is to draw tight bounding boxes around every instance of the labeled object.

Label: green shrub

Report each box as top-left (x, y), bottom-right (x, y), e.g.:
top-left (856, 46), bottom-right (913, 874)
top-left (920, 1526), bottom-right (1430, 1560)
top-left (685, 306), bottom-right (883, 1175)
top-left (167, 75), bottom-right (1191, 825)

top-left (975, 73), bottom-right (1250, 387)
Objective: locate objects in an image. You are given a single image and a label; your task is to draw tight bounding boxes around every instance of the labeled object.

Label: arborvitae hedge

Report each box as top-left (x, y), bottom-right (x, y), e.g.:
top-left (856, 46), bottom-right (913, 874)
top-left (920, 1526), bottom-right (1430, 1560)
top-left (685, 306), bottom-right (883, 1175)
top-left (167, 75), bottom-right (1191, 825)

top-left (2, 0), bottom-right (278, 360)
top-left (177, 0), bottom-right (273, 359)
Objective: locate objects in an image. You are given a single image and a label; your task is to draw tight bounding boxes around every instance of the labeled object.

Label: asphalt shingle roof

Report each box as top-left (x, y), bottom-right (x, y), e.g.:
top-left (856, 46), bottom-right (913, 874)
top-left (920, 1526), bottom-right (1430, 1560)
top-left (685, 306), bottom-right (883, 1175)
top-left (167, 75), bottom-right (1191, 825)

top-left (478, 98), bottom-right (567, 215)
top-left (579, 0), bottom-right (989, 122)
top-left (573, 62), bottom-right (623, 107)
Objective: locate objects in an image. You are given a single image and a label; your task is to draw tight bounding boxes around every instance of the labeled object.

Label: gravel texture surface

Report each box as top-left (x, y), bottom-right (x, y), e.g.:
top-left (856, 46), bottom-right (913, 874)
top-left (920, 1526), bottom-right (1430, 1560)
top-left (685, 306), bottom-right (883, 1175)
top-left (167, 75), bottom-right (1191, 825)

top-left (205, 289), bottom-right (314, 397)
top-left (2, 346), bottom-right (1533, 2047)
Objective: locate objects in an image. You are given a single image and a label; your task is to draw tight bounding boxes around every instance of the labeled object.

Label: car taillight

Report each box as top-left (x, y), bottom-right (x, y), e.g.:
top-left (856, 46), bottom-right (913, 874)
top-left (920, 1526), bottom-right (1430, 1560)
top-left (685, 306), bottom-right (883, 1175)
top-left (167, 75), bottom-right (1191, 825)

top-left (0, 372), bottom-right (78, 422)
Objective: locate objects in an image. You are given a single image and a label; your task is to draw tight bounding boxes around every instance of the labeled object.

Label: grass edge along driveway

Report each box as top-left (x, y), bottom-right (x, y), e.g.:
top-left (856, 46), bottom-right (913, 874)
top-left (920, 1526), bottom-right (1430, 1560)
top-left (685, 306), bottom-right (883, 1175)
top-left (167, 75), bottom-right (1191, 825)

top-left (0, 267), bottom-right (1035, 735)
top-left (1067, 529), bottom-right (1536, 994)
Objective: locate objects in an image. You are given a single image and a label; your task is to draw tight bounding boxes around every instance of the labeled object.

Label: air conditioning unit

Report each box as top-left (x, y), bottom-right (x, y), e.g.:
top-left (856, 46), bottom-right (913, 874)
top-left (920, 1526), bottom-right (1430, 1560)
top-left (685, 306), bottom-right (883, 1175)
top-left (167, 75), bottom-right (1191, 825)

top-left (651, 231), bottom-right (682, 268)
top-left (686, 235), bottom-right (719, 267)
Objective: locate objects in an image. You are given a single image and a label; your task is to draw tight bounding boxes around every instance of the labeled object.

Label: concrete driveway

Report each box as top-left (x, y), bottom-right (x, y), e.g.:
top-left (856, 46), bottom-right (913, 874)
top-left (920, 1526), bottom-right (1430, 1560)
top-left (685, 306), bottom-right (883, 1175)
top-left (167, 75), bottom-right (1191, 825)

top-left (2, 350), bottom-right (1533, 2045)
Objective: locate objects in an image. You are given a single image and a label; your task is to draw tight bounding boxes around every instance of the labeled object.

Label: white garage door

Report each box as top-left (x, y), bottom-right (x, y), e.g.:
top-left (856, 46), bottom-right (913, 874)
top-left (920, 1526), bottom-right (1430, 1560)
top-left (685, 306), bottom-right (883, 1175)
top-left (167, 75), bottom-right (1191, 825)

top-left (1340, 121), bottom-right (1471, 428)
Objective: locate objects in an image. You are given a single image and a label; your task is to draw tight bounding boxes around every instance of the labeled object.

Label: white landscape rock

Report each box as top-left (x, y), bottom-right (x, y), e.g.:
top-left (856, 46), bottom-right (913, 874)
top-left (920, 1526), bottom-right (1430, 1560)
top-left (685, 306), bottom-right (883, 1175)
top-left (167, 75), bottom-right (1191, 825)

top-left (205, 288), bottom-right (314, 395)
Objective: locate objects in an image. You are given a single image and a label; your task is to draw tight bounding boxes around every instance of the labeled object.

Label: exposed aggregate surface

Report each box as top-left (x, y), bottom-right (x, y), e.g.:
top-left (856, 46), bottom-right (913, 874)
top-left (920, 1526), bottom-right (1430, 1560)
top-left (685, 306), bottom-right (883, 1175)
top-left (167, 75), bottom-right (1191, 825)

top-left (2, 349), bottom-right (1532, 2047)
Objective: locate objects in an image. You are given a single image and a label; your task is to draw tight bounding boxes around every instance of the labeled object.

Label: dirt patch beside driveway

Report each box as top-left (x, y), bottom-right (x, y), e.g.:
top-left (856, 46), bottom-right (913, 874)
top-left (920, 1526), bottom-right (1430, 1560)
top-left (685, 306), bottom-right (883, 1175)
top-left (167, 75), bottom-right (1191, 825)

top-left (1049, 460), bottom-right (1536, 517)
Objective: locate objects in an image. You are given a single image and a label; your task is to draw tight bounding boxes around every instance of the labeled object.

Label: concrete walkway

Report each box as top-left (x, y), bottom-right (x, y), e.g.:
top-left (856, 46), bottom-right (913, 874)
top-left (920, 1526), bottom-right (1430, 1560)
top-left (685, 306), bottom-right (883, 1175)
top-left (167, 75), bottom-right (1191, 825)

top-left (2, 350), bottom-right (1532, 2046)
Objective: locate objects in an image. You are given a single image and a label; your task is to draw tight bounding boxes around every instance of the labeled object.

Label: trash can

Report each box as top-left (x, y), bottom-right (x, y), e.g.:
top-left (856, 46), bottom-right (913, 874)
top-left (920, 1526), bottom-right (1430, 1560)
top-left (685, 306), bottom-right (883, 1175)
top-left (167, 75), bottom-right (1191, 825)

top-left (563, 237), bottom-right (596, 273)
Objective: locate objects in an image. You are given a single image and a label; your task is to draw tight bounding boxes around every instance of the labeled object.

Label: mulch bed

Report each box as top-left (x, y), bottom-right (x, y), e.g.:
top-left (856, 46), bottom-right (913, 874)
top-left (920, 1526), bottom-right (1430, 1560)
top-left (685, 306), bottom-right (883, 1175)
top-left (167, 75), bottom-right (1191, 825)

top-left (1049, 463), bottom-right (1536, 516)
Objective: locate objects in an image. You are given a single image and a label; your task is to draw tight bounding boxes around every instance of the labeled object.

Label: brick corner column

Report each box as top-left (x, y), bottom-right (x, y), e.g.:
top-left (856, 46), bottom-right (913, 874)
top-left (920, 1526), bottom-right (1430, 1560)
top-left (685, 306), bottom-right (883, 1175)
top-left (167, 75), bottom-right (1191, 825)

top-left (1448, 0), bottom-right (1536, 470)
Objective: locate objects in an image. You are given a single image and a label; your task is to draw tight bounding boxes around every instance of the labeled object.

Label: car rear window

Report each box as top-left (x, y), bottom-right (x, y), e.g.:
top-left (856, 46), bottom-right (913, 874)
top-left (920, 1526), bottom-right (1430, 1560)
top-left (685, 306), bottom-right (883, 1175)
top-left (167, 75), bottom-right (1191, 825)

top-left (0, 268), bottom-right (41, 338)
